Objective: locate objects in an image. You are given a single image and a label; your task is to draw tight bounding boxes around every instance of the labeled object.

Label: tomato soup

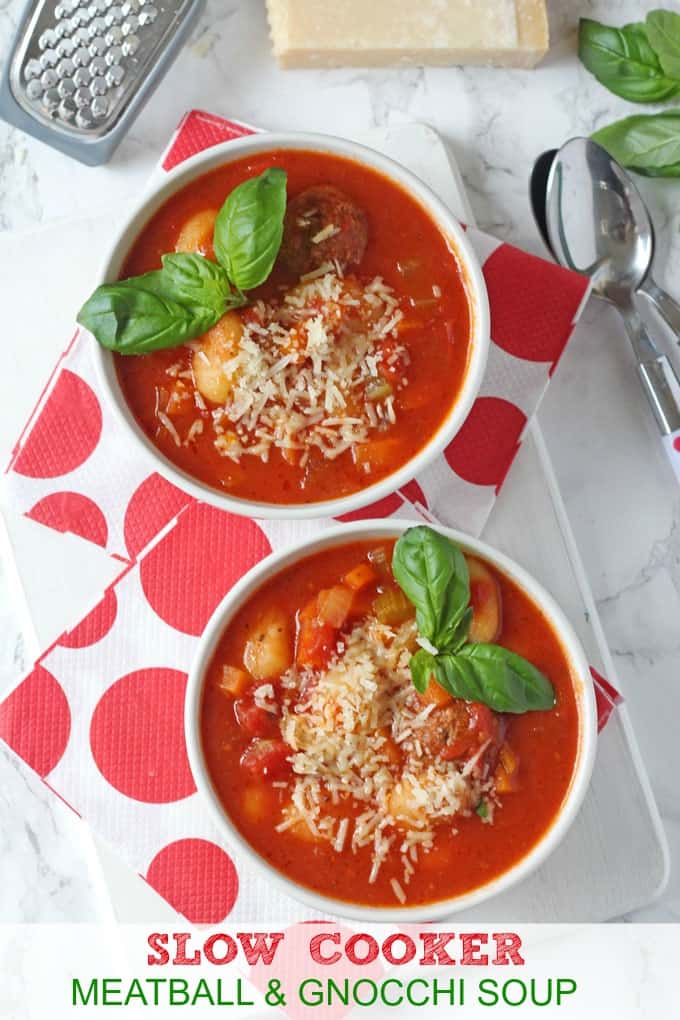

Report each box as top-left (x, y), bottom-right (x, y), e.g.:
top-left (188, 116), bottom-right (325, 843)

top-left (115, 149), bottom-right (472, 505)
top-left (200, 538), bottom-right (580, 909)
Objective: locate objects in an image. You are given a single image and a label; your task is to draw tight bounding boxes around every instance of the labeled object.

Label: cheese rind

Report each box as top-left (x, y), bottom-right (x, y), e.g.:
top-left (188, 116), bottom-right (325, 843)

top-left (266, 0), bottom-right (549, 69)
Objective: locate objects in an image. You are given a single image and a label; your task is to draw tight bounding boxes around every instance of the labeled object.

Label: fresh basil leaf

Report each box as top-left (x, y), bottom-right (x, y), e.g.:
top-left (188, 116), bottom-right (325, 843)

top-left (646, 9), bottom-right (680, 79)
top-left (161, 253), bottom-right (242, 316)
top-left (447, 606), bottom-right (473, 654)
top-left (579, 18), bottom-right (680, 103)
top-left (409, 648), bottom-right (437, 694)
top-left (475, 800), bottom-right (489, 820)
top-left (77, 280), bottom-right (221, 354)
top-left (434, 645), bottom-right (555, 714)
top-left (214, 167), bottom-right (287, 291)
top-left (392, 526), bottom-right (470, 649)
top-left (593, 111), bottom-right (680, 177)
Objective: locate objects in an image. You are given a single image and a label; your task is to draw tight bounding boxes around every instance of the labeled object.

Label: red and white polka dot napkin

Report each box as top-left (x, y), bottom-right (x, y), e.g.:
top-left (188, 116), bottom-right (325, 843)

top-left (0, 112), bottom-right (621, 924)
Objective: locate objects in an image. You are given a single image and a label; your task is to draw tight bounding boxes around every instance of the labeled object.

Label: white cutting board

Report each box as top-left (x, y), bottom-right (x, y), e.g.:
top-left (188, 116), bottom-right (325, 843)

top-left (0, 124), bottom-right (669, 922)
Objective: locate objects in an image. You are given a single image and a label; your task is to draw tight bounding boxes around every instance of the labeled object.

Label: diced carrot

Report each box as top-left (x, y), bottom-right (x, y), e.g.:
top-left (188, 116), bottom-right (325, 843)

top-left (219, 666), bottom-right (251, 697)
top-left (343, 562), bottom-right (377, 592)
top-left (420, 677), bottom-right (452, 708)
top-left (317, 585), bottom-right (353, 628)
top-left (281, 446), bottom-right (301, 467)
top-left (353, 438), bottom-right (401, 475)
top-left (378, 727), bottom-right (402, 767)
top-left (494, 743), bottom-right (520, 793)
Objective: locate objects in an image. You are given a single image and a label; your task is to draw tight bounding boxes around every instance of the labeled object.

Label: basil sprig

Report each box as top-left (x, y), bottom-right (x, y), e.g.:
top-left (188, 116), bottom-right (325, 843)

top-left (214, 166), bottom-right (288, 290)
top-left (78, 167), bottom-right (287, 355)
top-left (578, 11), bottom-right (680, 177)
top-left (579, 18), bottom-right (680, 104)
top-left (593, 111), bottom-right (680, 178)
top-left (392, 527), bottom-right (555, 715)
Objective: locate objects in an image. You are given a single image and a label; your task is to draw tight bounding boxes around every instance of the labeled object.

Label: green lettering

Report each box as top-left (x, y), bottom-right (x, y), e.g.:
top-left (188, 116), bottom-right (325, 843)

top-left (72, 979), bottom-right (97, 1006)
top-left (557, 979), bottom-right (577, 1004)
top-left (101, 979), bottom-right (122, 1006)
top-left (478, 978), bottom-right (499, 1006)
top-left (299, 979), bottom-right (323, 1006)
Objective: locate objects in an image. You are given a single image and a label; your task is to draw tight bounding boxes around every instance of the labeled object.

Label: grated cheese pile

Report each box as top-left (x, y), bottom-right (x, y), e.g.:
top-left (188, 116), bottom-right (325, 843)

top-left (162, 268), bottom-right (409, 465)
top-left (276, 616), bottom-right (497, 897)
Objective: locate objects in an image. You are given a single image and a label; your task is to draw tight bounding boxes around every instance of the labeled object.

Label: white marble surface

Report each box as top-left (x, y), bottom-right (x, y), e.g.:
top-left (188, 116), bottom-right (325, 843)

top-left (0, 0), bottom-right (678, 923)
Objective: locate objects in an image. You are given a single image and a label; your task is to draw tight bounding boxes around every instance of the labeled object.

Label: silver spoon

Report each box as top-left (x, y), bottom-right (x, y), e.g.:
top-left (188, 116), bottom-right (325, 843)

top-left (531, 146), bottom-right (680, 336)
top-left (543, 137), bottom-right (680, 437)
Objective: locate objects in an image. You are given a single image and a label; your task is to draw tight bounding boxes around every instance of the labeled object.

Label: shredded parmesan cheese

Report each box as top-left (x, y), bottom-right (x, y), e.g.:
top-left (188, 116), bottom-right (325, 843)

top-left (273, 616), bottom-right (497, 897)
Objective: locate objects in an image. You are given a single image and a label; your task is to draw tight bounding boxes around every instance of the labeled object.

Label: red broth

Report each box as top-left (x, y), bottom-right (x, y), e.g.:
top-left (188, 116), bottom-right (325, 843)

top-left (115, 149), bottom-right (472, 504)
top-left (201, 539), bottom-right (580, 908)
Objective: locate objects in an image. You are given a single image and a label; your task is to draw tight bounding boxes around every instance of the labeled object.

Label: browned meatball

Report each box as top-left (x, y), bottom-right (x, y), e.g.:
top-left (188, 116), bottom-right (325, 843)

top-left (418, 701), bottom-right (473, 761)
top-left (279, 185), bottom-right (368, 276)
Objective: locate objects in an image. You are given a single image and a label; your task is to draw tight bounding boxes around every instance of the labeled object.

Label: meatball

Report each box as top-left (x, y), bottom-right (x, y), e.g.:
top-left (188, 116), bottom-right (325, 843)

top-left (418, 702), bottom-right (473, 761)
top-left (279, 185), bottom-right (368, 277)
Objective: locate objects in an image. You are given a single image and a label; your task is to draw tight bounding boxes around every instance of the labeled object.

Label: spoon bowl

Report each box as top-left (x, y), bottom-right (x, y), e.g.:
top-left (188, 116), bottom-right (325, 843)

top-left (545, 137), bottom-right (653, 306)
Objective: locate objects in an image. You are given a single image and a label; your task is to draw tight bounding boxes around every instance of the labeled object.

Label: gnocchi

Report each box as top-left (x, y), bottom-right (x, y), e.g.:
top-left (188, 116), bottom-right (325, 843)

top-left (243, 608), bottom-right (292, 680)
top-left (175, 208), bottom-right (218, 258)
top-left (466, 555), bottom-right (502, 644)
top-left (192, 312), bottom-right (244, 404)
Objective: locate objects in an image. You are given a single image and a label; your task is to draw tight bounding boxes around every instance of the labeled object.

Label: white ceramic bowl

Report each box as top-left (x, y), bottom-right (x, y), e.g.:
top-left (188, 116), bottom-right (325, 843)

top-left (91, 132), bottom-right (490, 520)
top-left (185, 520), bottom-right (598, 921)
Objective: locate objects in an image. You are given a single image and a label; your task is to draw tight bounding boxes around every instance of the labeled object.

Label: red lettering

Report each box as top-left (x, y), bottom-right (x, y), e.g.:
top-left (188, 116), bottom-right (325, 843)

top-left (492, 932), bottom-right (524, 966)
top-left (204, 934), bottom-right (238, 966)
top-left (147, 933), bottom-right (169, 966)
top-left (172, 933), bottom-right (200, 966)
top-left (309, 933), bottom-right (342, 965)
top-left (419, 933), bottom-right (457, 966)
top-left (237, 933), bottom-right (285, 966)
top-left (460, 933), bottom-right (488, 965)
top-left (346, 935), bottom-right (379, 966)
top-left (382, 934), bottom-right (417, 966)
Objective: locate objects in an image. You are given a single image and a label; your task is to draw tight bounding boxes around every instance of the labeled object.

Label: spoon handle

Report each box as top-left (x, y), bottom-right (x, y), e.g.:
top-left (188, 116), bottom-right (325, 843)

top-left (620, 307), bottom-right (680, 435)
top-left (640, 278), bottom-right (680, 339)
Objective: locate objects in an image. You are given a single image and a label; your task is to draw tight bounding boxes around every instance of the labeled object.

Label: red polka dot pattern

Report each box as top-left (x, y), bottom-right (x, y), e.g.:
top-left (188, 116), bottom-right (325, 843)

top-left (59, 590), bottom-right (118, 649)
top-left (162, 111), bottom-right (253, 171)
top-left (335, 492), bottom-right (403, 522)
top-left (139, 504), bottom-right (272, 635)
top-left (146, 839), bottom-right (239, 922)
top-left (90, 668), bottom-right (195, 803)
top-left (0, 665), bottom-right (71, 777)
top-left (674, 436), bottom-right (680, 452)
top-left (591, 667), bottom-right (624, 733)
top-left (484, 246), bottom-right (588, 364)
top-left (399, 478), bottom-right (428, 508)
top-left (27, 492), bottom-right (108, 547)
top-left (124, 473), bottom-right (193, 560)
top-left (13, 370), bottom-right (103, 478)
top-left (445, 397), bottom-right (527, 489)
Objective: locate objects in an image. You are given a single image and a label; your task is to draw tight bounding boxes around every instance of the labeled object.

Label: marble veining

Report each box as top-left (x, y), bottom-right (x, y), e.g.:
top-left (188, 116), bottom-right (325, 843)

top-left (0, 0), bottom-right (678, 922)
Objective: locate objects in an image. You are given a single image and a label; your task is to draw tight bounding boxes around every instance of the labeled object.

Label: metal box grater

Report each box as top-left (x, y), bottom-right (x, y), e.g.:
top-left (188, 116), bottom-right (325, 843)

top-left (0, 0), bottom-right (206, 165)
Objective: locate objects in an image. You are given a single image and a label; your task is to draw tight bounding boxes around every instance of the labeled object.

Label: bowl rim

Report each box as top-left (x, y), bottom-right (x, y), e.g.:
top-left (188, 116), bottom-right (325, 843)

top-left (89, 130), bottom-right (490, 520)
top-left (185, 518), bottom-right (598, 922)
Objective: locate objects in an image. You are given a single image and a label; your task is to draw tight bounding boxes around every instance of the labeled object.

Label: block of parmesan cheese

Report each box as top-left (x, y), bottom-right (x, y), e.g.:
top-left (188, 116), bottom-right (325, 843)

top-left (266, 0), bottom-right (549, 69)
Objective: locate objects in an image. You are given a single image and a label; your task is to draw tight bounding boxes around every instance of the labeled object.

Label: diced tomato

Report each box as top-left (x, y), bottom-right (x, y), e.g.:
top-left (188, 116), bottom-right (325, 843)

top-left (234, 697), bottom-right (277, 738)
top-left (296, 597), bottom-right (337, 670)
top-left (468, 703), bottom-right (499, 745)
top-left (240, 739), bottom-right (292, 780)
